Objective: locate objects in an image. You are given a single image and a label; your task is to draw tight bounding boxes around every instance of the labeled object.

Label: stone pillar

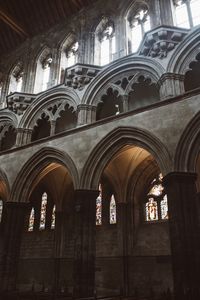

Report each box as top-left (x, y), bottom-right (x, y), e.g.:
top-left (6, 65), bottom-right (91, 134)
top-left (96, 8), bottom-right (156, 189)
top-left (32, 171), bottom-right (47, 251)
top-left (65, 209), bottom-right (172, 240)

top-left (1, 202), bottom-right (29, 291)
top-left (50, 120), bottom-right (56, 136)
top-left (122, 95), bottom-right (129, 113)
top-left (73, 189), bottom-right (99, 298)
top-left (149, 0), bottom-right (161, 28)
top-left (158, 73), bottom-right (185, 100)
top-left (53, 211), bottom-right (65, 293)
top-left (159, 0), bottom-right (175, 26)
top-left (16, 128), bottom-right (33, 146)
top-left (163, 172), bottom-right (200, 300)
top-left (117, 202), bottom-right (129, 296)
top-left (77, 104), bottom-right (96, 126)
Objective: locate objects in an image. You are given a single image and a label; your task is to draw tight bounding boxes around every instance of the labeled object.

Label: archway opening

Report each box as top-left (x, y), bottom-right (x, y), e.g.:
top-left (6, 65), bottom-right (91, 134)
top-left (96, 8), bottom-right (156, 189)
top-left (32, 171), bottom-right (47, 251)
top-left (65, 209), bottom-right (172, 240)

top-left (18, 162), bottom-right (75, 295)
top-left (95, 145), bottom-right (172, 298)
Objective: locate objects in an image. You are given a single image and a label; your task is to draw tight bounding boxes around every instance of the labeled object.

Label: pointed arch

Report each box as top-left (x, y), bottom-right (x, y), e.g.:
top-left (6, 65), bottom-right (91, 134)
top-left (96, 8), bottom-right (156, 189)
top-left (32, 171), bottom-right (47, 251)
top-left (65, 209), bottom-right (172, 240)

top-left (80, 127), bottom-right (172, 189)
top-left (10, 147), bottom-right (79, 203)
top-left (175, 110), bottom-right (200, 172)
top-left (82, 56), bottom-right (164, 105)
top-left (19, 86), bottom-right (80, 129)
top-left (167, 26), bottom-right (199, 74)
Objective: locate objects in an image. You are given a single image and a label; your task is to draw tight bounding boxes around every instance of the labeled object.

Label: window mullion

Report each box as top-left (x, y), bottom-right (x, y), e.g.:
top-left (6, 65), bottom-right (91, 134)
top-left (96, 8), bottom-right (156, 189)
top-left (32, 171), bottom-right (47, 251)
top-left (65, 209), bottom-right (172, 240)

top-left (186, 0), bottom-right (194, 27)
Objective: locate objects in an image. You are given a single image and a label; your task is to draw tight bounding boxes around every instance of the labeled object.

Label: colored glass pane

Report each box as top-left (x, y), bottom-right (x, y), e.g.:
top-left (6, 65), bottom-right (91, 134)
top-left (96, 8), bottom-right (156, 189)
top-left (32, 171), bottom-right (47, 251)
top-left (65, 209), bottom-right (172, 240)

top-left (146, 198), bottom-right (158, 221)
top-left (96, 184), bottom-right (102, 225)
top-left (28, 208), bottom-right (35, 232)
top-left (51, 205), bottom-right (56, 229)
top-left (0, 200), bottom-right (3, 223)
top-left (110, 194), bottom-right (116, 224)
top-left (39, 192), bottom-right (47, 230)
top-left (161, 195), bottom-right (168, 220)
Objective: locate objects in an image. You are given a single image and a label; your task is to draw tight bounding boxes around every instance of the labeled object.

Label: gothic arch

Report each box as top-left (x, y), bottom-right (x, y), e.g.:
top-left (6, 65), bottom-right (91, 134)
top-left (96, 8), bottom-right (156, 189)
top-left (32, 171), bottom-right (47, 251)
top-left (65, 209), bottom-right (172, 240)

top-left (10, 147), bottom-right (79, 203)
top-left (174, 110), bottom-right (200, 172)
top-left (82, 56), bottom-right (164, 105)
top-left (19, 87), bottom-right (80, 129)
top-left (167, 26), bottom-right (200, 74)
top-left (80, 126), bottom-right (172, 189)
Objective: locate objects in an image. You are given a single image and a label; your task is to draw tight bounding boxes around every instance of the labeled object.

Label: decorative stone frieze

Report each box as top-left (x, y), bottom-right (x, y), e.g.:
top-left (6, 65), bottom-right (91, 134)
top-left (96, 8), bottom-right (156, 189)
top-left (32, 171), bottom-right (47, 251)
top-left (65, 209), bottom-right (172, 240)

top-left (65, 63), bottom-right (101, 90)
top-left (139, 26), bottom-right (188, 59)
top-left (7, 92), bottom-right (36, 115)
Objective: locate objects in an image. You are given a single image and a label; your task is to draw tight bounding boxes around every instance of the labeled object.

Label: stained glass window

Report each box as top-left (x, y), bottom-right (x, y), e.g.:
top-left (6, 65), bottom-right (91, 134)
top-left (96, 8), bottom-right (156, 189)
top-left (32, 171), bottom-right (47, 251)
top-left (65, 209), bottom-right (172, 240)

top-left (146, 198), bottom-right (158, 221)
top-left (39, 192), bottom-right (48, 230)
top-left (110, 194), bottom-right (117, 224)
top-left (145, 173), bottom-right (168, 222)
top-left (0, 200), bottom-right (3, 223)
top-left (96, 184), bottom-right (102, 225)
top-left (28, 208), bottom-right (35, 232)
top-left (51, 205), bottom-right (56, 229)
top-left (161, 195), bottom-right (168, 220)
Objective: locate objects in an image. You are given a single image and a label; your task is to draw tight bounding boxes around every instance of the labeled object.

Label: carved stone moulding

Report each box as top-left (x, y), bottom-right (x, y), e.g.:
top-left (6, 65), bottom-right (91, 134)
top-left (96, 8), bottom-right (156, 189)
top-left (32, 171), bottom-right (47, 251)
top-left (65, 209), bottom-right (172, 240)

top-left (7, 92), bottom-right (36, 116)
top-left (65, 63), bottom-right (101, 90)
top-left (139, 25), bottom-right (189, 59)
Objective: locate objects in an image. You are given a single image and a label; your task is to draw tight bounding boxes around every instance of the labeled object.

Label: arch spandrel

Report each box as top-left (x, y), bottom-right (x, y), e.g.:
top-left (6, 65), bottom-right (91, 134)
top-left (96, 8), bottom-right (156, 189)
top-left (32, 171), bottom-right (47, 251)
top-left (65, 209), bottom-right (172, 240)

top-left (80, 126), bottom-right (172, 190)
top-left (9, 147), bottom-right (79, 203)
top-left (167, 26), bottom-right (200, 75)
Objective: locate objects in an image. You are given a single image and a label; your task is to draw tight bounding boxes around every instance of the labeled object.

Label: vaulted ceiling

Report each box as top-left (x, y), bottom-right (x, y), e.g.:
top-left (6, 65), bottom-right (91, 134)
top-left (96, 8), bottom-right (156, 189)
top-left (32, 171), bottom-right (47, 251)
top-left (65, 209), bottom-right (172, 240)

top-left (0, 0), bottom-right (95, 56)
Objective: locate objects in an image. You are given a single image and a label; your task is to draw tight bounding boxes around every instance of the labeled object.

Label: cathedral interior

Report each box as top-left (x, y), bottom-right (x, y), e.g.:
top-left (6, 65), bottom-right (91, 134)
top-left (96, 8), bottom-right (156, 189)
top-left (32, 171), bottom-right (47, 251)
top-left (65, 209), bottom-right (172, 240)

top-left (0, 0), bottom-right (200, 299)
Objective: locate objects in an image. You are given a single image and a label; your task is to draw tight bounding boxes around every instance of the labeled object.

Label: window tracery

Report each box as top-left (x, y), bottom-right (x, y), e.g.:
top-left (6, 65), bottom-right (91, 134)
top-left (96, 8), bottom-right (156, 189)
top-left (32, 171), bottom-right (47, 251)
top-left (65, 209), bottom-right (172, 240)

top-left (128, 6), bottom-right (150, 53)
top-left (145, 174), bottom-right (168, 222)
top-left (174, 0), bottom-right (200, 28)
top-left (110, 194), bottom-right (116, 224)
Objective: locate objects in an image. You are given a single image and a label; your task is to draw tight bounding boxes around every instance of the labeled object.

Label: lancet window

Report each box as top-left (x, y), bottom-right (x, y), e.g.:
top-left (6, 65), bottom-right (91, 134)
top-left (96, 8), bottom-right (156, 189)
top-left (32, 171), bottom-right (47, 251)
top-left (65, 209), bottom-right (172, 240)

top-left (110, 194), bottom-right (116, 224)
top-left (128, 6), bottom-right (150, 53)
top-left (28, 207), bottom-right (35, 232)
top-left (96, 184), bottom-right (102, 225)
top-left (0, 200), bottom-right (3, 223)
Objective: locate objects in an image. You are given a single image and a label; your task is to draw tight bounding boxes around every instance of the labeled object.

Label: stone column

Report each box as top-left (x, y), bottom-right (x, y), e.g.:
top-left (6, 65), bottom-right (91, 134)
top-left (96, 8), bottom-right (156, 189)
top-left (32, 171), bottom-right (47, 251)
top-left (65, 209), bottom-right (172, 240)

top-left (53, 211), bottom-right (65, 293)
top-left (158, 73), bottom-right (185, 100)
top-left (77, 104), bottom-right (96, 126)
top-left (73, 189), bottom-right (99, 298)
top-left (117, 202), bottom-right (129, 296)
top-left (1, 202), bottom-right (29, 291)
top-left (159, 0), bottom-right (175, 26)
top-left (50, 120), bottom-right (56, 136)
top-left (163, 172), bottom-right (200, 300)
top-left (16, 128), bottom-right (33, 146)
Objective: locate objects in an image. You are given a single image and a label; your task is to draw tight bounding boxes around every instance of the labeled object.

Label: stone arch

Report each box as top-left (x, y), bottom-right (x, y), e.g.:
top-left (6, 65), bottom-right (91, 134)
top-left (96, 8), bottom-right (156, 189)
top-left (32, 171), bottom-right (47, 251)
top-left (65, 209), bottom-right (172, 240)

top-left (80, 126), bottom-right (172, 190)
top-left (10, 147), bottom-right (79, 203)
top-left (167, 26), bottom-right (200, 75)
top-left (82, 56), bottom-right (164, 106)
top-left (0, 111), bottom-right (18, 151)
top-left (174, 110), bottom-right (200, 172)
top-left (19, 87), bottom-right (80, 129)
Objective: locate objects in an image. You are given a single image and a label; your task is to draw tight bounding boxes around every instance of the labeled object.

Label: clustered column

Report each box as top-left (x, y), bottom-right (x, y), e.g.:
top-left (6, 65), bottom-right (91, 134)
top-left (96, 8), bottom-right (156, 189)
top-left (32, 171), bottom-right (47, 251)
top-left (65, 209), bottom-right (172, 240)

top-left (163, 172), bottom-right (200, 300)
top-left (73, 189), bottom-right (99, 298)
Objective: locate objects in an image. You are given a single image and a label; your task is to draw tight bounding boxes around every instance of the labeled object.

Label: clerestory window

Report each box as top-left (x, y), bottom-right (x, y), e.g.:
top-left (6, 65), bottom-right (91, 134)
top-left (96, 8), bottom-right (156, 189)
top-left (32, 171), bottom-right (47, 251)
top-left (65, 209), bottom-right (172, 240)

top-left (174, 0), bottom-right (200, 28)
top-left (128, 6), bottom-right (150, 53)
top-left (95, 18), bottom-right (116, 66)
